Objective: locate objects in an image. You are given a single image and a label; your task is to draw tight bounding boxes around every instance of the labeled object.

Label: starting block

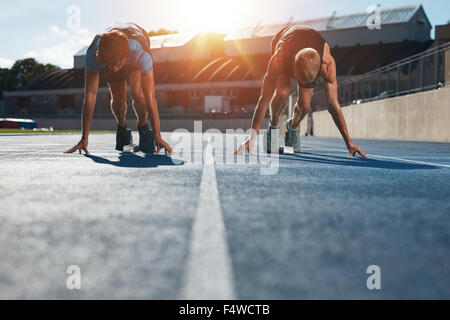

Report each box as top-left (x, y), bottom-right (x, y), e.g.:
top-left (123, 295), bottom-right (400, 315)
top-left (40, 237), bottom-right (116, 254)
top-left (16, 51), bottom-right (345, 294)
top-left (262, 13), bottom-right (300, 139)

top-left (280, 146), bottom-right (294, 155)
top-left (123, 144), bottom-right (140, 153)
top-left (122, 130), bottom-right (140, 153)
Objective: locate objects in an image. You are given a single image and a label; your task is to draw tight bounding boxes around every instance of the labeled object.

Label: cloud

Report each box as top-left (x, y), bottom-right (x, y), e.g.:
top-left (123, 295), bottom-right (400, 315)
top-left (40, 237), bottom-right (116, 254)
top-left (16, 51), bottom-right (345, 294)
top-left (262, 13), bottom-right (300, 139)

top-left (32, 35), bottom-right (48, 43)
top-left (25, 28), bottom-right (94, 68)
top-left (0, 58), bottom-right (14, 68)
top-left (32, 25), bottom-right (69, 43)
top-left (49, 25), bottom-right (69, 36)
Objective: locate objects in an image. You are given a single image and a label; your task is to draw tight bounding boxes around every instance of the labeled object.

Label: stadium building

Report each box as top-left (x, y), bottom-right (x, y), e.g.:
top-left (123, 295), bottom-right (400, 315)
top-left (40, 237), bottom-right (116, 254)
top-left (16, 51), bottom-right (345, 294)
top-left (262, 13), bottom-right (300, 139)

top-left (3, 4), bottom-right (435, 123)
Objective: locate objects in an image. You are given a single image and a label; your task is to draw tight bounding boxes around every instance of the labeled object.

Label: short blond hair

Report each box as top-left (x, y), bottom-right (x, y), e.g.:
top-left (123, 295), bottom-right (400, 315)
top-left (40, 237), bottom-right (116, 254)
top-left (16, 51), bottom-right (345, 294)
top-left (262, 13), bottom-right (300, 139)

top-left (294, 48), bottom-right (321, 84)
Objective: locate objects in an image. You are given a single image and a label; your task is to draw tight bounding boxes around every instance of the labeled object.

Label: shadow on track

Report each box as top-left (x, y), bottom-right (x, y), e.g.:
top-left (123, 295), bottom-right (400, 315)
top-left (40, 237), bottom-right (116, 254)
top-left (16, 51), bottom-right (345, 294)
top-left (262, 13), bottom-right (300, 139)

top-left (85, 153), bottom-right (184, 168)
top-left (281, 151), bottom-right (438, 170)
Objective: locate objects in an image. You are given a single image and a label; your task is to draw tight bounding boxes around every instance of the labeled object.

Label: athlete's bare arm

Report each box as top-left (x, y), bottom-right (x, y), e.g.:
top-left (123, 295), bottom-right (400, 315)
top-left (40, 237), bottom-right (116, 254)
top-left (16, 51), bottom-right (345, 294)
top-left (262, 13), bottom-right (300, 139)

top-left (321, 44), bottom-right (368, 158)
top-left (141, 69), bottom-right (173, 154)
top-left (234, 53), bottom-right (280, 155)
top-left (65, 69), bottom-right (99, 154)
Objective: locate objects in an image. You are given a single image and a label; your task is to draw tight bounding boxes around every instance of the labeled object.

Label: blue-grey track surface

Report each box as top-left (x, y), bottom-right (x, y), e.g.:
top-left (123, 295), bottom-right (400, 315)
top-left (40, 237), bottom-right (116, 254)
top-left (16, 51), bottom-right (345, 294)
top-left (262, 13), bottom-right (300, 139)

top-left (0, 132), bottom-right (449, 299)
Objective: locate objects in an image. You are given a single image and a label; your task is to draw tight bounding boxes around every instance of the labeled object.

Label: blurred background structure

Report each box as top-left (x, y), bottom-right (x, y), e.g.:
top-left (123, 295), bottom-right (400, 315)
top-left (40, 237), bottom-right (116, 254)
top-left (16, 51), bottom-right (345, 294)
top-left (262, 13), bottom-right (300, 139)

top-left (1, 4), bottom-right (449, 140)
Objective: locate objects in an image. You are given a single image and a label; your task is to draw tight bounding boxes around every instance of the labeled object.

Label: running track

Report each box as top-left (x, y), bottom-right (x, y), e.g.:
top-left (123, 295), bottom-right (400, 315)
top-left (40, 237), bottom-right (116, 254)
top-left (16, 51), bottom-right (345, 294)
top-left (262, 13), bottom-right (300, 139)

top-left (0, 133), bottom-right (449, 299)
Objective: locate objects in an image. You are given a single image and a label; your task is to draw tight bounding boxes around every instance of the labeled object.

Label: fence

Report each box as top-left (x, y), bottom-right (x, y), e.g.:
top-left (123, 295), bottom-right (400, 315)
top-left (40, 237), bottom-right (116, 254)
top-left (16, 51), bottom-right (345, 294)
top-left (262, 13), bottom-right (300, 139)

top-left (312, 42), bottom-right (450, 111)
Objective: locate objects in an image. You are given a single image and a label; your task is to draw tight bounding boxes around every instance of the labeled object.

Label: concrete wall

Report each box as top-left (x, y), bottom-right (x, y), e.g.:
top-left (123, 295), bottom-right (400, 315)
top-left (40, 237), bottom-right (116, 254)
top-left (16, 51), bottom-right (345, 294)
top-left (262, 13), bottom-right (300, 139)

top-left (435, 24), bottom-right (450, 45)
top-left (74, 55), bottom-right (84, 69)
top-left (152, 44), bottom-right (211, 63)
top-left (312, 87), bottom-right (450, 142)
top-left (225, 38), bottom-right (271, 56)
top-left (322, 23), bottom-right (429, 48)
top-left (446, 50), bottom-right (450, 84)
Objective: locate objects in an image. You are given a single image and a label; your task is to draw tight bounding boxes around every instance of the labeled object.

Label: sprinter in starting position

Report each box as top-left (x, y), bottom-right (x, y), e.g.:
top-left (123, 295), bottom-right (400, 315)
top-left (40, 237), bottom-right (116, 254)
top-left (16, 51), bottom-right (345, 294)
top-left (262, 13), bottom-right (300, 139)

top-left (235, 25), bottom-right (367, 158)
top-left (65, 22), bottom-right (172, 155)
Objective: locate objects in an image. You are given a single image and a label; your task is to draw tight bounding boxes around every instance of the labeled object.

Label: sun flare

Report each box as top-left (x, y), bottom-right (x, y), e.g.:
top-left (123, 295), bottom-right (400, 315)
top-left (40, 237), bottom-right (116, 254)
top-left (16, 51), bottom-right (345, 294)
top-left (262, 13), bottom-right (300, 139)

top-left (179, 0), bottom-right (244, 33)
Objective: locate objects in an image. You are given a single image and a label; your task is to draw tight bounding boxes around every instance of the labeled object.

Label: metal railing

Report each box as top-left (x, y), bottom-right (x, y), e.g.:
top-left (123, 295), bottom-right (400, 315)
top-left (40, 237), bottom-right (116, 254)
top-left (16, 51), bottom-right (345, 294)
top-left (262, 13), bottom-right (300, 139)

top-left (312, 42), bottom-right (450, 110)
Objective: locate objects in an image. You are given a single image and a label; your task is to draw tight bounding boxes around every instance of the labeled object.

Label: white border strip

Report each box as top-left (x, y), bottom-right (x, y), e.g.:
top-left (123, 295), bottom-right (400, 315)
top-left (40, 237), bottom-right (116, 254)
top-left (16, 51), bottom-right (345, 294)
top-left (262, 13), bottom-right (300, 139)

top-left (180, 140), bottom-right (236, 300)
top-left (303, 145), bottom-right (450, 169)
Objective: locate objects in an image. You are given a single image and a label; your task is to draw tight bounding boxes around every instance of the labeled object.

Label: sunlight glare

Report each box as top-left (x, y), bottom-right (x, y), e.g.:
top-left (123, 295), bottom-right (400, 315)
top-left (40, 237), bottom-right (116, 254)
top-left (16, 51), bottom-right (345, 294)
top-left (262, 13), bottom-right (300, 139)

top-left (179, 0), bottom-right (245, 33)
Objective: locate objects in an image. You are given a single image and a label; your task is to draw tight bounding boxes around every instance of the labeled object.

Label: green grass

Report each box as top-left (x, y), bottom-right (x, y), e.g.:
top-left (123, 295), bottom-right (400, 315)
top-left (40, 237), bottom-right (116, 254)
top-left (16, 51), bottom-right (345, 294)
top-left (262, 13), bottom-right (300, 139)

top-left (0, 129), bottom-right (114, 134)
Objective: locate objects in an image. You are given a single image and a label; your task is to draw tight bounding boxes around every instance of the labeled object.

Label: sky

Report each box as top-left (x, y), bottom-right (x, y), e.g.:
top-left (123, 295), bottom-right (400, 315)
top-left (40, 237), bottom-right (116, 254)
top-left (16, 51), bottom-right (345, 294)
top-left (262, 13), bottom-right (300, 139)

top-left (0, 0), bottom-right (449, 69)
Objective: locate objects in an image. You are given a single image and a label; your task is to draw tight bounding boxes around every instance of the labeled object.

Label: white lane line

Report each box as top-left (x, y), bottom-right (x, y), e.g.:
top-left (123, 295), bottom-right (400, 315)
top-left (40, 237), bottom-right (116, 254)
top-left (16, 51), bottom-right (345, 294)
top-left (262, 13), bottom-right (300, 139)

top-left (303, 145), bottom-right (450, 169)
top-left (180, 140), bottom-right (236, 300)
top-left (392, 156), bottom-right (450, 159)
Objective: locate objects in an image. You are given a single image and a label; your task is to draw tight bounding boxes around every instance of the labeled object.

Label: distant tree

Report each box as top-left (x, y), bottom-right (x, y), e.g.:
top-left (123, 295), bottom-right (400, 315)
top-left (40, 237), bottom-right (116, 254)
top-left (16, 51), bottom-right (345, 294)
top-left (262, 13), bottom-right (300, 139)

top-left (148, 28), bottom-right (179, 37)
top-left (0, 68), bottom-right (9, 100)
top-left (3, 58), bottom-right (59, 92)
top-left (25, 63), bottom-right (59, 84)
top-left (4, 58), bottom-right (38, 91)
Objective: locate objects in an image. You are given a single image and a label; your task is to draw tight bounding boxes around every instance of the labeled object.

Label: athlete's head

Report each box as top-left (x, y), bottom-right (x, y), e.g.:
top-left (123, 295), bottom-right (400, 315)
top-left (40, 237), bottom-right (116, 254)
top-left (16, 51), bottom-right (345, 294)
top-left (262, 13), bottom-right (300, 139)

top-left (97, 30), bottom-right (129, 72)
top-left (293, 48), bottom-right (321, 87)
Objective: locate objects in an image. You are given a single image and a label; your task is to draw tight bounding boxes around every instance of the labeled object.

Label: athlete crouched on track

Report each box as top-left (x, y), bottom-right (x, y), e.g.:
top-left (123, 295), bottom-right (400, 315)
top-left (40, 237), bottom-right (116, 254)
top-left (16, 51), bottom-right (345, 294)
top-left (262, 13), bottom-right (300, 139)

top-left (235, 25), bottom-right (367, 158)
top-left (65, 22), bottom-right (172, 155)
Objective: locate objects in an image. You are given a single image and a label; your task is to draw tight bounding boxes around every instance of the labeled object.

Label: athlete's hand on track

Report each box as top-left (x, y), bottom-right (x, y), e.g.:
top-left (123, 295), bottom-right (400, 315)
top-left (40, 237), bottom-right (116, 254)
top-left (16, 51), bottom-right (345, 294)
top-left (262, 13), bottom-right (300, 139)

top-left (155, 136), bottom-right (173, 155)
top-left (65, 139), bottom-right (89, 155)
top-left (347, 142), bottom-right (368, 158)
top-left (234, 135), bottom-right (257, 155)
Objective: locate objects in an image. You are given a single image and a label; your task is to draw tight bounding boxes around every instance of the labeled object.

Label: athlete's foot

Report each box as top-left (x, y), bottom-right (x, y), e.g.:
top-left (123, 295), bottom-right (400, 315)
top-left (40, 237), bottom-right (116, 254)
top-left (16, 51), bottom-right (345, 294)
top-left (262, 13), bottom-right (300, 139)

top-left (265, 123), bottom-right (280, 154)
top-left (285, 119), bottom-right (301, 153)
top-left (138, 124), bottom-right (156, 153)
top-left (115, 125), bottom-right (131, 151)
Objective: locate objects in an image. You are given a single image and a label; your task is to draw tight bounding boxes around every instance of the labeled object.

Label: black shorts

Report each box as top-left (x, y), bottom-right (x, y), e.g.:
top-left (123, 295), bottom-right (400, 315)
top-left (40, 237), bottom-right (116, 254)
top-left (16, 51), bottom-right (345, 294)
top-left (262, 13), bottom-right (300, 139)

top-left (299, 79), bottom-right (317, 89)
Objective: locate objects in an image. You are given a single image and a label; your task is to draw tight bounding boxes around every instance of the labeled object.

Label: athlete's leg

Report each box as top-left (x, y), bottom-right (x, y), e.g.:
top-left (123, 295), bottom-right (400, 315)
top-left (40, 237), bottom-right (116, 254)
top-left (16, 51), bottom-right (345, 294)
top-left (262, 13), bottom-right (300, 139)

top-left (109, 81), bottom-right (131, 151)
top-left (269, 75), bottom-right (291, 126)
top-left (265, 75), bottom-right (290, 153)
top-left (127, 71), bottom-right (148, 127)
top-left (291, 86), bottom-right (314, 130)
top-left (128, 71), bottom-right (155, 152)
top-left (109, 81), bottom-right (128, 128)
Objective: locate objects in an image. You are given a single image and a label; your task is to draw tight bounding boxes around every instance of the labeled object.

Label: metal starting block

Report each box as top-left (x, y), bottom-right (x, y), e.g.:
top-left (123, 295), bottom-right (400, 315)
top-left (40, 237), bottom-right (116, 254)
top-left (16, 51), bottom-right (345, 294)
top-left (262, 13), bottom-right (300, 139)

top-left (280, 146), bottom-right (294, 155)
top-left (123, 144), bottom-right (140, 153)
top-left (122, 130), bottom-right (139, 153)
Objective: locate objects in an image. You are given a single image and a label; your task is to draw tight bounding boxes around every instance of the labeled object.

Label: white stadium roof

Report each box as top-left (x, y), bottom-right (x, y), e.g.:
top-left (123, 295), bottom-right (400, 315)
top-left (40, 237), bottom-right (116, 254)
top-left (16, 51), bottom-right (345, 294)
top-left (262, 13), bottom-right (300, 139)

top-left (73, 4), bottom-right (431, 59)
top-left (74, 33), bottom-right (198, 57)
top-left (149, 33), bottom-right (197, 49)
top-left (225, 4), bottom-right (430, 41)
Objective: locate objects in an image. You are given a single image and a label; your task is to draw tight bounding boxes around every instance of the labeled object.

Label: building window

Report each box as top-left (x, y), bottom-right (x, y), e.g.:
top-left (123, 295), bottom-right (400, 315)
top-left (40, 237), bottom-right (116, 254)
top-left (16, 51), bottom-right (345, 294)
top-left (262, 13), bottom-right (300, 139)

top-left (58, 95), bottom-right (75, 109)
top-left (40, 96), bottom-right (49, 104)
top-left (17, 97), bottom-right (30, 109)
top-left (228, 89), bottom-right (237, 97)
top-left (190, 90), bottom-right (199, 98)
top-left (16, 97), bottom-right (30, 116)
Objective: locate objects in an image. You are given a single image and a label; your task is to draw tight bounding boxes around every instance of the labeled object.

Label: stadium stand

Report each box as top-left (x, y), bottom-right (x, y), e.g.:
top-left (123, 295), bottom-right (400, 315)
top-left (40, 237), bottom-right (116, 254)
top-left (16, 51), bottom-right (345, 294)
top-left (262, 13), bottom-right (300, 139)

top-left (3, 5), bottom-right (436, 118)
